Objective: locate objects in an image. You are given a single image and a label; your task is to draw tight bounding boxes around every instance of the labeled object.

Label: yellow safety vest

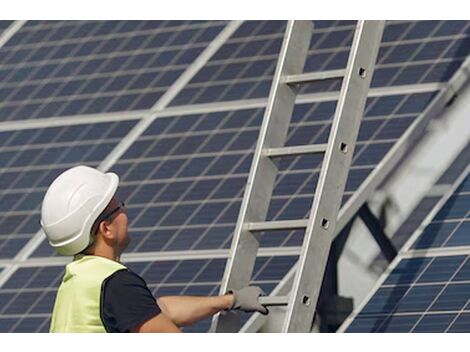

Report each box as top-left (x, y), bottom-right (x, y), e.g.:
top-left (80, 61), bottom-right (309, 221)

top-left (50, 255), bottom-right (126, 333)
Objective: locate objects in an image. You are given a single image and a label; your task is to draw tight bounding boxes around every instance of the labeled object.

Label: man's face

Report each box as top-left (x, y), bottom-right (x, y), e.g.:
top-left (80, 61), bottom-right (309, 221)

top-left (103, 196), bottom-right (129, 253)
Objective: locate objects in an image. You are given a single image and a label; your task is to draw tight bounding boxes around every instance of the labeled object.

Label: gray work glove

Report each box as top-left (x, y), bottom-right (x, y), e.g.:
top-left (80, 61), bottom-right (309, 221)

top-left (227, 286), bottom-right (269, 315)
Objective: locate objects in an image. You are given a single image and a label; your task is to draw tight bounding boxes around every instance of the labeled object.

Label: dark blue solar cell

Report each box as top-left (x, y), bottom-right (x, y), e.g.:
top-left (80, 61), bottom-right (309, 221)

top-left (157, 181), bottom-right (192, 202)
top-left (161, 204), bottom-right (199, 226)
top-left (0, 237), bottom-right (31, 258)
top-left (346, 315), bottom-right (387, 332)
top-left (195, 112), bottom-right (230, 131)
top-left (173, 135), bottom-right (207, 155)
top-left (253, 256), bottom-right (297, 281)
top-left (165, 227), bottom-right (206, 251)
top-left (446, 222), bottom-right (470, 247)
top-left (135, 205), bottom-right (171, 227)
top-left (376, 116), bottom-right (415, 140)
top-left (436, 21), bottom-right (468, 36)
top-left (361, 286), bottom-right (409, 314)
top-left (430, 284), bottom-right (470, 311)
top-left (417, 256), bottom-right (466, 283)
top-left (194, 226), bottom-right (232, 250)
top-left (128, 183), bottom-right (163, 205)
top-left (412, 314), bottom-right (455, 333)
top-left (184, 179), bottom-right (220, 201)
top-left (222, 110), bottom-right (262, 129)
top-left (166, 260), bottom-right (207, 283)
top-left (354, 142), bottom-right (393, 166)
top-left (16, 191), bottom-right (43, 211)
top-left (397, 92), bottom-right (436, 113)
top-left (424, 60), bottom-right (463, 83)
top-left (122, 140), bottom-right (153, 159)
top-left (394, 64), bottom-right (432, 85)
top-left (0, 193), bottom-right (21, 212)
top-left (12, 317), bottom-right (49, 333)
top-left (212, 177), bottom-right (246, 199)
top-left (384, 43), bottom-right (420, 64)
top-left (228, 130), bottom-right (258, 151)
top-left (370, 66), bottom-right (400, 87)
top-left (414, 40), bottom-right (451, 61)
top-left (218, 201), bottom-right (241, 224)
top-left (413, 222), bottom-right (458, 249)
top-left (405, 21), bottom-right (440, 39)
top-left (434, 194), bottom-right (470, 220)
top-left (178, 157), bottom-right (213, 177)
top-left (0, 214), bottom-right (27, 235)
top-left (202, 154), bottom-right (241, 176)
top-left (200, 132), bottom-right (234, 153)
top-left (448, 313), bottom-right (470, 332)
top-left (394, 284), bottom-right (442, 313)
top-left (189, 202), bottom-right (227, 225)
top-left (3, 291), bottom-right (39, 314)
top-left (152, 159), bottom-right (185, 179)
top-left (125, 161), bottom-right (161, 181)
top-left (0, 318), bottom-right (17, 333)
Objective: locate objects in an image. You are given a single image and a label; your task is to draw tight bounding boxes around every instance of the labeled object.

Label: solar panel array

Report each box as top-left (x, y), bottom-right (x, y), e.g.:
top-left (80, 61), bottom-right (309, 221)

top-left (344, 169), bottom-right (470, 333)
top-left (0, 20), bottom-right (468, 332)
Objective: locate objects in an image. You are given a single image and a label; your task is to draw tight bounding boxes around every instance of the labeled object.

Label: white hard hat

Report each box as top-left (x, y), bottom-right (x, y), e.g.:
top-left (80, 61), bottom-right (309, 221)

top-left (40, 165), bottom-right (119, 256)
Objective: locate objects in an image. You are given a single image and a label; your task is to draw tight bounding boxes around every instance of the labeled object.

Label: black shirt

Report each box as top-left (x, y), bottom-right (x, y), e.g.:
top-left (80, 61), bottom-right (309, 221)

top-left (100, 269), bottom-right (161, 333)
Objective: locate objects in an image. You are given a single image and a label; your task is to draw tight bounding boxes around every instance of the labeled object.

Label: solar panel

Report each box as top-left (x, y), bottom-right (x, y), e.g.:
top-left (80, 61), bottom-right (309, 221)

top-left (0, 20), bottom-right (226, 121)
top-left (343, 170), bottom-right (470, 333)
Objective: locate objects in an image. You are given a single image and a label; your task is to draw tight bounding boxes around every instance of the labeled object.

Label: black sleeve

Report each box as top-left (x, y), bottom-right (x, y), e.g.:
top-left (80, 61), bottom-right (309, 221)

top-left (100, 269), bottom-right (161, 333)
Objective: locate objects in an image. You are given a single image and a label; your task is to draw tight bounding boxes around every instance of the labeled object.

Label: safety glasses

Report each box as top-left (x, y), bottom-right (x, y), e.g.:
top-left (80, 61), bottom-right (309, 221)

top-left (100, 201), bottom-right (126, 222)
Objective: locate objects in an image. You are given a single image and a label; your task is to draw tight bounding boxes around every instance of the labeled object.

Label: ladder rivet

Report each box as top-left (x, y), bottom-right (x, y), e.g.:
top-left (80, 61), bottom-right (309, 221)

top-left (359, 67), bottom-right (367, 78)
top-left (321, 218), bottom-right (329, 229)
top-left (340, 142), bottom-right (348, 153)
top-left (302, 295), bottom-right (311, 306)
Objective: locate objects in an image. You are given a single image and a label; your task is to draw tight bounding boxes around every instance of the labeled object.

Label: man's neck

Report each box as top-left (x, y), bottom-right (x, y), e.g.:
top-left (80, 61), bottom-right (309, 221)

top-left (83, 246), bottom-right (120, 262)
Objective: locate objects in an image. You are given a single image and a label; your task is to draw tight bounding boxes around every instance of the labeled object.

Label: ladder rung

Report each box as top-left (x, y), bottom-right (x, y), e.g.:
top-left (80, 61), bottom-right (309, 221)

top-left (265, 144), bottom-right (327, 158)
top-left (259, 296), bottom-right (289, 307)
top-left (284, 69), bottom-right (345, 85)
top-left (247, 219), bottom-right (308, 232)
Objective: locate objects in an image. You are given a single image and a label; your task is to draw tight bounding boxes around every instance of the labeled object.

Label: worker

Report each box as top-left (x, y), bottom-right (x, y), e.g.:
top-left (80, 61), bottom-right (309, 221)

top-left (40, 165), bottom-right (268, 333)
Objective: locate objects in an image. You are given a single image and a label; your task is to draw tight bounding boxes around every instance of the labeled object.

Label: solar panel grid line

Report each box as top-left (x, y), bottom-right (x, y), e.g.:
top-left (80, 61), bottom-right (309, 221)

top-left (0, 21), bottom-right (25, 49)
top-left (0, 82), bottom-right (444, 133)
top-left (0, 247), bottom-right (302, 269)
top-left (337, 166), bottom-right (469, 332)
top-left (0, 21), bottom-right (243, 289)
top-left (0, 110), bottom-right (144, 133)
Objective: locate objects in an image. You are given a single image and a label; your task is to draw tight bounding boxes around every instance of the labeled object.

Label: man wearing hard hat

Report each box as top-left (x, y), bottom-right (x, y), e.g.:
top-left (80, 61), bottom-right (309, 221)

top-left (41, 165), bottom-right (268, 333)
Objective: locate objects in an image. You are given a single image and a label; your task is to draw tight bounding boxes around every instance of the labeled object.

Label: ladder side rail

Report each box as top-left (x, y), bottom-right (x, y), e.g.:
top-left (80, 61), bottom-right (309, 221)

top-left (211, 20), bottom-right (314, 332)
top-left (283, 20), bottom-right (385, 332)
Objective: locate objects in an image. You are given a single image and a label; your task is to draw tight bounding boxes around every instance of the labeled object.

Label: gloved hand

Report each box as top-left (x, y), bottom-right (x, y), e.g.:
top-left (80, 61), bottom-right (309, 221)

top-left (226, 286), bottom-right (269, 315)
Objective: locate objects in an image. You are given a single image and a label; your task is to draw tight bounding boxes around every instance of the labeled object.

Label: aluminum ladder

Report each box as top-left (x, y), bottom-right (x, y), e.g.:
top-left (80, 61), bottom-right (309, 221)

top-left (211, 20), bottom-right (385, 333)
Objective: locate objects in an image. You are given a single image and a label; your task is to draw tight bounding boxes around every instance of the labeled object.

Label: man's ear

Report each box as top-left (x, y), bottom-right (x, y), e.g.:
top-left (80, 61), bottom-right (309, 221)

top-left (98, 220), bottom-right (114, 241)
